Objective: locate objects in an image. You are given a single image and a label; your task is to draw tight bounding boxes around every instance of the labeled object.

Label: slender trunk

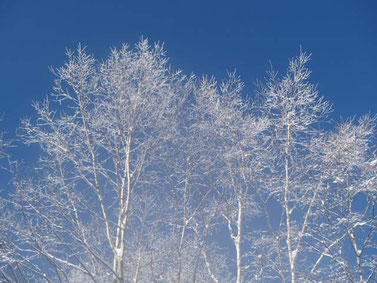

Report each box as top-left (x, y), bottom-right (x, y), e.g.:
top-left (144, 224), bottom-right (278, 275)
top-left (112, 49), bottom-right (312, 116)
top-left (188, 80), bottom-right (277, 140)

top-left (133, 247), bottom-right (142, 283)
top-left (235, 197), bottom-right (243, 283)
top-left (113, 135), bottom-right (133, 283)
top-left (284, 122), bottom-right (296, 283)
top-left (177, 224), bottom-right (187, 283)
top-left (177, 179), bottom-right (189, 283)
top-left (349, 229), bottom-right (364, 283)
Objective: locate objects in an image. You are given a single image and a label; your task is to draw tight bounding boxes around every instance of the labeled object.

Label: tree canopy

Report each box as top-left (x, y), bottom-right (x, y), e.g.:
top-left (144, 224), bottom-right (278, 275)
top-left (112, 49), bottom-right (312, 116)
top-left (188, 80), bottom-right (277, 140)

top-left (0, 40), bottom-right (376, 283)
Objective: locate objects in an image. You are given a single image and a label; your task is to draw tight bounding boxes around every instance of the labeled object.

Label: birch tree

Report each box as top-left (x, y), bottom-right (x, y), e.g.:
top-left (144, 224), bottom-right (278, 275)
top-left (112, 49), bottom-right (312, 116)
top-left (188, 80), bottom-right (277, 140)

top-left (192, 74), bottom-right (269, 282)
top-left (2, 40), bottom-right (193, 282)
top-left (0, 41), bottom-right (376, 283)
top-left (307, 116), bottom-right (377, 282)
top-left (255, 52), bottom-right (377, 283)
top-left (256, 52), bottom-right (333, 282)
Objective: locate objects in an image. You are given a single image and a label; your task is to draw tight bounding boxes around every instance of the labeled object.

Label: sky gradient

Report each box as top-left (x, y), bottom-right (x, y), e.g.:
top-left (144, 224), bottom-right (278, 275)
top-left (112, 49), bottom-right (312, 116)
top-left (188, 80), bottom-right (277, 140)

top-left (1, 0), bottom-right (377, 133)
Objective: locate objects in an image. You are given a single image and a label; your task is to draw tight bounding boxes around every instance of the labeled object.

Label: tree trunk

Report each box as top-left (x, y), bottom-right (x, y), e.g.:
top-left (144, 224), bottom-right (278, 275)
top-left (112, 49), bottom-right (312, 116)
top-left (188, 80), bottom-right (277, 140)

top-left (235, 197), bottom-right (243, 283)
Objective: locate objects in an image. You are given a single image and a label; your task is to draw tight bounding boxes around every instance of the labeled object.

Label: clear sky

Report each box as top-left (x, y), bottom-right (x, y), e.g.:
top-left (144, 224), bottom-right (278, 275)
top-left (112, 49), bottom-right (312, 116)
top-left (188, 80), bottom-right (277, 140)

top-left (1, 0), bottom-right (377, 133)
top-left (0, 2), bottom-right (376, 280)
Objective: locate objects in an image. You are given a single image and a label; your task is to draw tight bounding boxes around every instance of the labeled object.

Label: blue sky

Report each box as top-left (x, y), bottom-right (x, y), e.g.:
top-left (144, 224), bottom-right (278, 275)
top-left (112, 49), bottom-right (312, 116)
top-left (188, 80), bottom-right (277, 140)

top-left (0, 2), bottom-right (376, 279)
top-left (1, 0), bottom-right (376, 133)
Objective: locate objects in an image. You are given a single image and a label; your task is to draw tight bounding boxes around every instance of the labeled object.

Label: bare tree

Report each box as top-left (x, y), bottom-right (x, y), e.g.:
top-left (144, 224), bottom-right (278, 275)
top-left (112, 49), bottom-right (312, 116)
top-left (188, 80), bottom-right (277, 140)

top-left (0, 41), bottom-right (376, 283)
top-left (192, 74), bottom-right (270, 282)
top-left (3, 40), bottom-right (193, 282)
top-left (255, 52), bottom-right (332, 282)
top-left (307, 116), bottom-right (377, 282)
top-left (255, 52), bottom-right (376, 283)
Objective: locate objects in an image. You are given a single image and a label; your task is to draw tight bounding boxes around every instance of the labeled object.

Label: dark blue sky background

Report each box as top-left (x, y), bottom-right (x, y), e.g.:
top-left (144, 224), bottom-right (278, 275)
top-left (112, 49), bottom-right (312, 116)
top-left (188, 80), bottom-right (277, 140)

top-left (0, 2), bottom-right (376, 278)
top-left (1, 0), bottom-right (376, 133)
